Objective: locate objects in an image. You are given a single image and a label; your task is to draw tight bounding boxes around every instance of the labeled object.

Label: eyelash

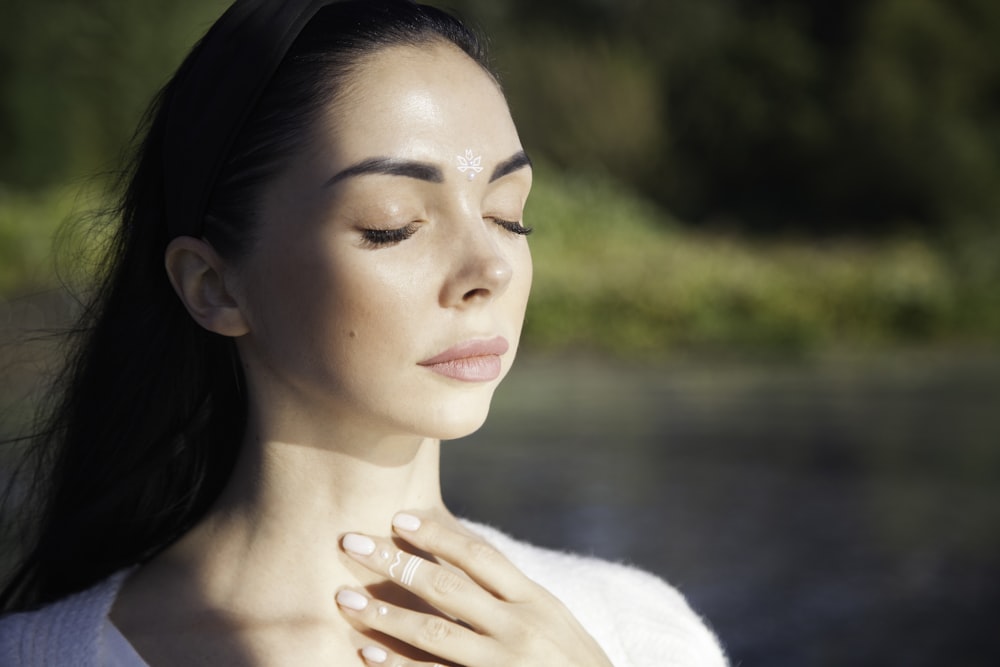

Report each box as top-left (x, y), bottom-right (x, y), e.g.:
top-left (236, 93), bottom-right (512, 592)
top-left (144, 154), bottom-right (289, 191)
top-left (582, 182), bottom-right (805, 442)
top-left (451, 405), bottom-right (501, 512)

top-left (360, 223), bottom-right (420, 247)
top-left (360, 218), bottom-right (533, 247)
top-left (493, 218), bottom-right (534, 236)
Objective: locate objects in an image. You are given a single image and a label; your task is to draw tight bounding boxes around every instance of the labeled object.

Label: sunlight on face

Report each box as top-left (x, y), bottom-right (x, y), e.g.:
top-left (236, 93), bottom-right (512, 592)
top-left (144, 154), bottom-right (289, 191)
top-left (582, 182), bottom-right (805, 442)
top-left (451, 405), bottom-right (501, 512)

top-left (233, 42), bottom-right (533, 445)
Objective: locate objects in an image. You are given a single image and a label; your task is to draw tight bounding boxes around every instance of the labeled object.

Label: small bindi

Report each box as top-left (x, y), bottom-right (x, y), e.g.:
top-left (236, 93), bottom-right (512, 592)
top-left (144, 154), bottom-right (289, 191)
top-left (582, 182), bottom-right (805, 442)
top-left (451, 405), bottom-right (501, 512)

top-left (456, 149), bottom-right (484, 180)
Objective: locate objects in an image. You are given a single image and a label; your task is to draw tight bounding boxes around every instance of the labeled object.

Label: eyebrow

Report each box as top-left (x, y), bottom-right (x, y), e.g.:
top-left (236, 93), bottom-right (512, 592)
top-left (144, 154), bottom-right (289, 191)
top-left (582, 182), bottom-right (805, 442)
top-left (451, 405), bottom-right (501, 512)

top-left (324, 158), bottom-right (444, 188)
top-left (324, 150), bottom-right (532, 188)
top-left (489, 150), bottom-right (532, 183)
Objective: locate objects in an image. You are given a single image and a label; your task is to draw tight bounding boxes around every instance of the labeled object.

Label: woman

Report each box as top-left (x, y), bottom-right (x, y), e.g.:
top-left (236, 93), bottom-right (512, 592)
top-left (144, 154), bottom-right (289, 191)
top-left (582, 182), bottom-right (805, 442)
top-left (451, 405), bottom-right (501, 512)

top-left (0, 1), bottom-right (727, 664)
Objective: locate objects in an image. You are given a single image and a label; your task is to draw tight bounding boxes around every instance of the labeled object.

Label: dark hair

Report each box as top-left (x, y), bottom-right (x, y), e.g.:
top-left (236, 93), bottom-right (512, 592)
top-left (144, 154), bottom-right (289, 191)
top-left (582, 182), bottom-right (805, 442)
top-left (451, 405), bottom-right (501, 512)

top-left (1, 0), bottom-right (493, 612)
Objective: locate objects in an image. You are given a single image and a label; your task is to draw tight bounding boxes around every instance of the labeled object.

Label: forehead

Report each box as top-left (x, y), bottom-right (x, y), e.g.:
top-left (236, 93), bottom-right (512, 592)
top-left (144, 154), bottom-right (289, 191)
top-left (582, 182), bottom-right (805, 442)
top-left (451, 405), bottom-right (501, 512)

top-left (319, 42), bottom-right (521, 165)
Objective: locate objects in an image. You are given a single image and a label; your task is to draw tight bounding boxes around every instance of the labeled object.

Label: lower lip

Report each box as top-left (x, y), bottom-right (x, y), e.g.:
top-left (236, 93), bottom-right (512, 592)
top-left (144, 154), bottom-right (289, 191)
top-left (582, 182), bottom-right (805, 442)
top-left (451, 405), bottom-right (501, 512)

top-left (421, 355), bottom-right (503, 382)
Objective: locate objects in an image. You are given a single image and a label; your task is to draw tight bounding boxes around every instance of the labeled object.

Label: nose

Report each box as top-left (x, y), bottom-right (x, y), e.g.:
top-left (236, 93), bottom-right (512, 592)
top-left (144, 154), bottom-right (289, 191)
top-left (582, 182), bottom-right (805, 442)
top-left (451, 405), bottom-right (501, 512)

top-left (439, 221), bottom-right (514, 307)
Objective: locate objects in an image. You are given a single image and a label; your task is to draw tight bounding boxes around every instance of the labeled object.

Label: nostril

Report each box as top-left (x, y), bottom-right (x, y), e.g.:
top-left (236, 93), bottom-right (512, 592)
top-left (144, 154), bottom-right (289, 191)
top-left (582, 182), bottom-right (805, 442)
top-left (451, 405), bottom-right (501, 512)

top-left (462, 286), bottom-right (491, 301)
top-left (444, 243), bottom-right (513, 307)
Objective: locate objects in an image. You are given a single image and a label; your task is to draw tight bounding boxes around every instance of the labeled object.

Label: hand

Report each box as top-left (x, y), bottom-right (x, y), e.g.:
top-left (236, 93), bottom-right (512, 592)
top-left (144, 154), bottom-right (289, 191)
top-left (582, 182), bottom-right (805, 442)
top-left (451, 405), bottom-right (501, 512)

top-left (336, 512), bottom-right (614, 667)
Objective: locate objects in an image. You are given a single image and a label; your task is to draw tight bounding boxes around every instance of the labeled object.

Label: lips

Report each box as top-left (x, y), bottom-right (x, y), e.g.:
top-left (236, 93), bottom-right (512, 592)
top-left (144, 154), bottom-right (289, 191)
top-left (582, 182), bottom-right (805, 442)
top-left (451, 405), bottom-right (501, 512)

top-left (418, 336), bottom-right (509, 382)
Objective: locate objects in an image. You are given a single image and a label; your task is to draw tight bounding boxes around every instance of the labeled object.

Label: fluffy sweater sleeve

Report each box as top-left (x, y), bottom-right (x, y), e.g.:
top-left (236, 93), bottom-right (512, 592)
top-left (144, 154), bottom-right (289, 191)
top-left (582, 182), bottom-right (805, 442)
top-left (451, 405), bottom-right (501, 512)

top-left (464, 522), bottom-right (728, 666)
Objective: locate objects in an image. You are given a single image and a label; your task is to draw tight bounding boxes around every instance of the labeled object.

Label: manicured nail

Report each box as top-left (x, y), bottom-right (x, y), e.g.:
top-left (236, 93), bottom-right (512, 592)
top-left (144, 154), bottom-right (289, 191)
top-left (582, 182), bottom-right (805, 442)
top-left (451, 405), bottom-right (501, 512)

top-left (335, 589), bottom-right (369, 611)
top-left (362, 645), bottom-right (388, 663)
top-left (392, 513), bottom-right (421, 532)
top-left (342, 533), bottom-right (376, 556)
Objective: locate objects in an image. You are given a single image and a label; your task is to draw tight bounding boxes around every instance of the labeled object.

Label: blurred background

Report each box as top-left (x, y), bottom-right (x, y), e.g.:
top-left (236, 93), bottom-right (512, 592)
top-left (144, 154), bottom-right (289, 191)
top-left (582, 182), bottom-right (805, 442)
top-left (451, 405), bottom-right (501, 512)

top-left (1, 0), bottom-right (999, 664)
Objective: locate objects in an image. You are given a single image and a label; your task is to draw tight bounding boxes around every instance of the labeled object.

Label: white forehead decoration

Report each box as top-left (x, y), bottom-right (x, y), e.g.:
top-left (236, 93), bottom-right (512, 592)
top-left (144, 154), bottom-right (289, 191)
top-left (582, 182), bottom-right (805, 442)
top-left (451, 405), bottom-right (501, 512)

top-left (456, 149), bottom-right (484, 180)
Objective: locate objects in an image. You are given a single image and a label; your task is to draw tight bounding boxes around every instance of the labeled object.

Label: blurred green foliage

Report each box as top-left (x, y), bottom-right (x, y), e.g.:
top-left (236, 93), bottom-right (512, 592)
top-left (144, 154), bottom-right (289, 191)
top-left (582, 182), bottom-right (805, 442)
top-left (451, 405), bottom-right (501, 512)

top-left (0, 0), bottom-right (998, 351)
top-left (450, 0), bottom-right (1000, 232)
top-left (0, 0), bottom-right (230, 186)
top-left (523, 163), bottom-right (998, 353)
top-left (3, 0), bottom-right (1000, 231)
top-left (0, 186), bottom-right (72, 295)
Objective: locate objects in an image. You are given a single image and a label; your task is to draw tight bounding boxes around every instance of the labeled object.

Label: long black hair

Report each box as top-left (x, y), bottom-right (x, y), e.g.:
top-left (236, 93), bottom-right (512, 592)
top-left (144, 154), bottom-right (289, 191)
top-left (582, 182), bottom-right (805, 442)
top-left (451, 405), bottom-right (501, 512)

top-left (1, 0), bottom-right (494, 612)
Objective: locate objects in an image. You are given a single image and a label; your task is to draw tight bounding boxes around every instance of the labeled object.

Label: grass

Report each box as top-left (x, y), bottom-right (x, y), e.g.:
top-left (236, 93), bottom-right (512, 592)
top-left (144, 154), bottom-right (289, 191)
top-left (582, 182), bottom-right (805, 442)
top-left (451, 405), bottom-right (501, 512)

top-left (0, 171), bottom-right (998, 355)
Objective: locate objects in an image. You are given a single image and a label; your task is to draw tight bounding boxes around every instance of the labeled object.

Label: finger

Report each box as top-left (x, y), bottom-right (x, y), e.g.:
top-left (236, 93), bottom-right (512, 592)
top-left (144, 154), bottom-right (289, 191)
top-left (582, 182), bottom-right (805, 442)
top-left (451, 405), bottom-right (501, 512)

top-left (390, 513), bottom-right (536, 602)
top-left (340, 533), bottom-right (500, 630)
top-left (335, 589), bottom-right (490, 666)
top-left (359, 644), bottom-right (450, 667)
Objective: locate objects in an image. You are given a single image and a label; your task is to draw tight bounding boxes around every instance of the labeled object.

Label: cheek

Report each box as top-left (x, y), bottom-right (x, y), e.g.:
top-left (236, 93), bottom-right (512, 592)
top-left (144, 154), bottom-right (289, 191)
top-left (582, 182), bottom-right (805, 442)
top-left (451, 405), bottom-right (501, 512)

top-left (248, 244), bottom-right (332, 326)
top-left (237, 237), bottom-right (356, 371)
top-left (294, 248), bottom-right (440, 387)
top-left (521, 247), bottom-right (534, 294)
top-left (334, 252), bottom-right (429, 340)
top-left (507, 246), bottom-right (533, 320)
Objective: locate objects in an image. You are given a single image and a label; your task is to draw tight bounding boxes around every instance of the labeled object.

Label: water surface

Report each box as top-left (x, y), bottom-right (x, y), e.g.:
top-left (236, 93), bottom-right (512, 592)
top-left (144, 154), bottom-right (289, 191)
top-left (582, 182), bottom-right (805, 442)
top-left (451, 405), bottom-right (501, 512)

top-left (443, 351), bottom-right (1000, 666)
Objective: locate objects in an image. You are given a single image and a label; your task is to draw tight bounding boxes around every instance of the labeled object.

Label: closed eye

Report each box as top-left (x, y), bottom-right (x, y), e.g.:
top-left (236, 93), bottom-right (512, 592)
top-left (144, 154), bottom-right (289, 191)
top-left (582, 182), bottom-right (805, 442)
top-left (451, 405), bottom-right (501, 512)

top-left (492, 218), bottom-right (533, 236)
top-left (359, 222), bottom-right (420, 248)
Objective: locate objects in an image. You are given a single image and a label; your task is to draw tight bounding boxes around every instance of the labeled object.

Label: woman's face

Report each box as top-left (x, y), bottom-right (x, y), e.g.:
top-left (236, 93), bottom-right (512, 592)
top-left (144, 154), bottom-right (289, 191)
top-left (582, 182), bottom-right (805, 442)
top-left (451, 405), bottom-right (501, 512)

top-left (231, 42), bottom-right (532, 443)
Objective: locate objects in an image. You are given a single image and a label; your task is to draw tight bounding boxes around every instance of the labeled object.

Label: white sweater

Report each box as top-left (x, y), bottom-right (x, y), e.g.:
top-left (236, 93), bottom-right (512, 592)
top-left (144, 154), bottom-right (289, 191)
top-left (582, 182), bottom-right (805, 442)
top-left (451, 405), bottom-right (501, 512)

top-left (0, 523), bottom-right (727, 665)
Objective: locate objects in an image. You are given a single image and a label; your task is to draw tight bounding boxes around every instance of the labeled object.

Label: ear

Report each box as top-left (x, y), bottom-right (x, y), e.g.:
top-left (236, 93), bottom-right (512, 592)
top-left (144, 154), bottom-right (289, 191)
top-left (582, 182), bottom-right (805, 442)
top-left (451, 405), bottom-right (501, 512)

top-left (164, 236), bottom-right (250, 337)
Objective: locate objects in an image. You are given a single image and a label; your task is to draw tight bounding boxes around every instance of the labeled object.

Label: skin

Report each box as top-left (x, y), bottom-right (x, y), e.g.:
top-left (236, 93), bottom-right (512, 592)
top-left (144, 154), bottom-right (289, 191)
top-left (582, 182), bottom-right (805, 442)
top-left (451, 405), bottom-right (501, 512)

top-left (110, 42), bottom-right (612, 666)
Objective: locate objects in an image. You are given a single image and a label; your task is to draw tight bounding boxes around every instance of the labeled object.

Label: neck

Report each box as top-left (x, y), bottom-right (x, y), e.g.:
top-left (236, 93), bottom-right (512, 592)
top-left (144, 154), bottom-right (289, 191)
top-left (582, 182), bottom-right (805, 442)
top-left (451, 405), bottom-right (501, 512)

top-left (151, 410), bottom-right (455, 624)
top-left (220, 428), bottom-right (448, 537)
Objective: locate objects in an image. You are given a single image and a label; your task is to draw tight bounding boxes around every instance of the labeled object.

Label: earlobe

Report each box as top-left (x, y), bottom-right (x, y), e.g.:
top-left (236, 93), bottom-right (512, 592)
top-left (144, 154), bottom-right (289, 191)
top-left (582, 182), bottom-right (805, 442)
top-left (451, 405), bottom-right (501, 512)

top-left (164, 237), bottom-right (249, 337)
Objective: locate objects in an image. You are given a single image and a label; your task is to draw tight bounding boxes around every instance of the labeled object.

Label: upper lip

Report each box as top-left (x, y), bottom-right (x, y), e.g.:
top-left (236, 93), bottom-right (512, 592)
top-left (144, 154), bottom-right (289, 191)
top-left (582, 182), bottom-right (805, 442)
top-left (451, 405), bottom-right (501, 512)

top-left (418, 336), bottom-right (510, 365)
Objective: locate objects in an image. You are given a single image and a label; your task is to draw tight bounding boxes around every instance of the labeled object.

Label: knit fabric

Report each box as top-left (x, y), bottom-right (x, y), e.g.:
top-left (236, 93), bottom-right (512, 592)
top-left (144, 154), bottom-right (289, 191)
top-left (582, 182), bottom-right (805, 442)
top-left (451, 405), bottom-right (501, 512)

top-left (472, 523), bottom-right (727, 666)
top-left (0, 569), bottom-right (132, 665)
top-left (0, 523), bottom-right (727, 665)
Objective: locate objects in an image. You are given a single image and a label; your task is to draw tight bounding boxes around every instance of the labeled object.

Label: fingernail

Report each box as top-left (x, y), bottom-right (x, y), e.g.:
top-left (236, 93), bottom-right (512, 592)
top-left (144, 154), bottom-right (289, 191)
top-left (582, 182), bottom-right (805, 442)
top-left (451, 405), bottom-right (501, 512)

top-left (392, 513), bottom-right (421, 532)
top-left (362, 645), bottom-right (388, 663)
top-left (335, 589), bottom-right (369, 611)
top-left (342, 533), bottom-right (376, 556)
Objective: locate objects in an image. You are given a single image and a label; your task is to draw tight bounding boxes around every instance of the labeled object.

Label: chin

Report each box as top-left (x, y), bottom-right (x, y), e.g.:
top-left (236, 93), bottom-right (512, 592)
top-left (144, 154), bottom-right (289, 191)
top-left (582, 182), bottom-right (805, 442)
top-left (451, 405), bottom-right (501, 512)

top-left (433, 416), bottom-right (490, 442)
top-left (415, 390), bottom-right (495, 441)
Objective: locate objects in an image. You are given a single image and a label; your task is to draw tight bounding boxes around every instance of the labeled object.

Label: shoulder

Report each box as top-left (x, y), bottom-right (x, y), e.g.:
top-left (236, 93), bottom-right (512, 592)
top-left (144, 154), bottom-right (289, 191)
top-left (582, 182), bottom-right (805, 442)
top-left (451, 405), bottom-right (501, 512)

top-left (0, 570), bottom-right (131, 666)
top-left (463, 520), bottom-right (728, 667)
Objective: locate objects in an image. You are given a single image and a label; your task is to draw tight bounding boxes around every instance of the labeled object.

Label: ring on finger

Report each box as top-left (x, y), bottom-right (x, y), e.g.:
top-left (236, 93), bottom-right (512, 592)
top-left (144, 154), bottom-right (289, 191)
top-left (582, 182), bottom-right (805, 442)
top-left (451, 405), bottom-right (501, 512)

top-left (388, 550), bottom-right (423, 586)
